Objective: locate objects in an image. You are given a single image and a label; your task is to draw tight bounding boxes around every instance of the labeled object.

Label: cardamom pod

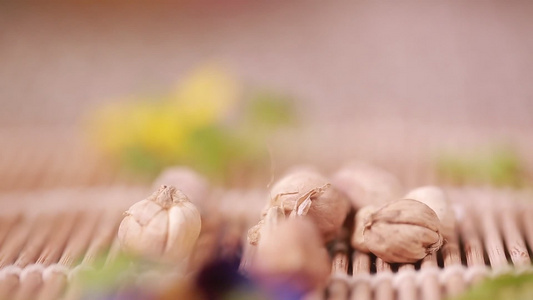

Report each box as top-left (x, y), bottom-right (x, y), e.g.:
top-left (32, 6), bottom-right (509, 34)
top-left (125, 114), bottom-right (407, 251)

top-left (249, 209), bottom-right (331, 295)
top-left (363, 199), bottom-right (443, 263)
top-left (152, 167), bottom-right (210, 213)
top-left (404, 186), bottom-right (455, 240)
top-left (249, 169), bottom-right (350, 244)
top-left (332, 162), bottom-right (402, 209)
top-left (118, 185), bottom-right (201, 263)
top-left (351, 205), bottom-right (377, 252)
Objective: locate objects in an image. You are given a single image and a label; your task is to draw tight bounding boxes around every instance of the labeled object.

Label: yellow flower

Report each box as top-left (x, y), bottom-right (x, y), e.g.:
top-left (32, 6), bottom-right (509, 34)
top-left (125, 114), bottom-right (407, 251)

top-left (172, 64), bottom-right (241, 126)
top-left (85, 64), bottom-right (246, 176)
top-left (88, 101), bottom-right (191, 160)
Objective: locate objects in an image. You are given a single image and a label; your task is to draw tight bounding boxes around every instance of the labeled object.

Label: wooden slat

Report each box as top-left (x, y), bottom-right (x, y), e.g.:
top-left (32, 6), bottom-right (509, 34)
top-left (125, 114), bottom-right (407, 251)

top-left (396, 264), bottom-right (417, 300)
top-left (458, 209), bottom-right (486, 267)
top-left (0, 273), bottom-right (19, 300)
top-left (80, 210), bottom-right (122, 266)
top-left (36, 273), bottom-right (66, 300)
top-left (14, 215), bottom-right (56, 267)
top-left (441, 234), bottom-right (465, 295)
top-left (0, 217), bottom-right (40, 268)
top-left (374, 258), bottom-right (393, 300)
top-left (499, 206), bottom-right (531, 267)
top-left (328, 246), bottom-right (350, 300)
top-left (419, 254), bottom-right (441, 300)
top-left (36, 213), bottom-right (79, 266)
top-left (350, 252), bottom-right (371, 300)
top-left (1, 187), bottom-right (533, 300)
top-left (12, 268), bottom-right (43, 300)
top-left (479, 207), bottom-right (509, 270)
top-left (521, 207), bottom-right (533, 263)
top-left (0, 214), bottom-right (22, 246)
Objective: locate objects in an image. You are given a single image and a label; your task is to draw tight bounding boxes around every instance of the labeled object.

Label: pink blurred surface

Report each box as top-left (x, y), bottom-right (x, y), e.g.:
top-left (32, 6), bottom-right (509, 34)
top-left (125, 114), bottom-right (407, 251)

top-left (1, 1), bottom-right (532, 128)
top-left (0, 1), bottom-right (532, 190)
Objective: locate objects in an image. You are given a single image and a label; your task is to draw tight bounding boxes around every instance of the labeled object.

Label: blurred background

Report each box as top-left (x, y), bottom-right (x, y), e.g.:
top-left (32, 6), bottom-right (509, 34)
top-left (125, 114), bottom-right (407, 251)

top-left (1, 1), bottom-right (532, 192)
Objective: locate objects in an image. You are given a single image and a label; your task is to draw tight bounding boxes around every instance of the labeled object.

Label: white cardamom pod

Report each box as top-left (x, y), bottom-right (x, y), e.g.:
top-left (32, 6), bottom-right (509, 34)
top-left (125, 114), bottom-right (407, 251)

top-left (363, 199), bottom-right (443, 263)
top-left (332, 162), bottom-right (403, 209)
top-left (250, 210), bottom-right (331, 295)
top-left (351, 205), bottom-right (377, 252)
top-left (152, 167), bottom-right (210, 213)
top-left (249, 169), bottom-right (350, 244)
top-left (404, 186), bottom-right (456, 240)
top-left (118, 185), bottom-right (201, 263)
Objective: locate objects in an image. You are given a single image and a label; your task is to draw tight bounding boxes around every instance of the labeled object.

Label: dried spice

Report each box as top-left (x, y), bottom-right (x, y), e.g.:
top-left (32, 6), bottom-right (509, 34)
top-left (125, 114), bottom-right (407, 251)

top-left (152, 167), bottom-right (210, 212)
top-left (351, 205), bottom-right (377, 252)
top-left (248, 208), bottom-right (331, 296)
top-left (332, 162), bottom-right (402, 209)
top-left (363, 199), bottom-right (443, 263)
top-left (118, 185), bottom-right (201, 263)
top-left (404, 186), bottom-right (456, 240)
top-left (248, 169), bottom-right (350, 244)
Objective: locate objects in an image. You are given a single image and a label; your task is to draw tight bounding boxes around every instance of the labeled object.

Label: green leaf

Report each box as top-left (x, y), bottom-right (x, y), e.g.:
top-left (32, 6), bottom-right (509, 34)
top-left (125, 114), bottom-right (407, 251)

top-left (244, 90), bottom-right (297, 131)
top-left (435, 146), bottom-right (525, 187)
top-left (453, 273), bottom-right (533, 300)
top-left (120, 145), bottom-right (165, 178)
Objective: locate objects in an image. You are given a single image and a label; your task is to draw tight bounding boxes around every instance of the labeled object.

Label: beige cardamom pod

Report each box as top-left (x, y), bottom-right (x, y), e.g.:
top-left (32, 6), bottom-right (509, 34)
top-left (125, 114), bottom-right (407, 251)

top-left (249, 207), bottom-right (331, 295)
top-left (351, 205), bottom-right (377, 252)
top-left (363, 199), bottom-right (443, 263)
top-left (152, 167), bottom-right (210, 213)
top-left (332, 162), bottom-right (403, 209)
top-left (248, 169), bottom-right (350, 245)
top-left (404, 186), bottom-right (456, 240)
top-left (118, 185), bottom-right (201, 263)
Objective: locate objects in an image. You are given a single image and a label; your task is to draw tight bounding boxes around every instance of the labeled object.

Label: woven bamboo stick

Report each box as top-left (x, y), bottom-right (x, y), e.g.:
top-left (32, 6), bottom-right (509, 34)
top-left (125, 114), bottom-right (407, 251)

top-left (60, 211), bottom-right (122, 300)
top-left (0, 216), bottom-right (42, 268)
top-left (419, 254), bottom-right (441, 300)
top-left (374, 258), bottom-right (393, 300)
top-left (327, 243), bottom-right (350, 300)
top-left (396, 264), bottom-right (417, 300)
top-left (10, 212), bottom-right (76, 300)
top-left (12, 268), bottom-right (43, 300)
top-left (458, 189), bottom-right (491, 289)
top-left (395, 264), bottom-right (418, 300)
top-left (36, 212), bottom-right (79, 266)
top-left (57, 211), bottom-right (100, 267)
top-left (350, 252), bottom-right (371, 300)
top-left (14, 215), bottom-right (56, 267)
top-left (36, 272), bottom-right (66, 300)
top-left (103, 237), bottom-right (122, 268)
top-left (0, 214), bottom-right (21, 246)
top-left (35, 211), bottom-right (101, 300)
top-left (0, 272), bottom-right (19, 300)
top-left (331, 250), bottom-right (349, 273)
top-left (499, 205), bottom-right (530, 268)
top-left (457, 204), bottom-right (486, 281)
top-left (478, 205), bottom-right (509, 270)
top-left (440, 214), bottom-right (465, 296)
top-left (521, 206), bottom-right (533, 263)
top-left (80, 210), bottom-right (122, 266)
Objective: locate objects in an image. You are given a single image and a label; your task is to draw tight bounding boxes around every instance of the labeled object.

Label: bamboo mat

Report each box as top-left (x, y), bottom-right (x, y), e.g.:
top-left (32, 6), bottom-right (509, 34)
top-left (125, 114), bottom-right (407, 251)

top-left (1, 121), bottom-right (532, 193)
top-left (0, 186), bottom-right (532, 300)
